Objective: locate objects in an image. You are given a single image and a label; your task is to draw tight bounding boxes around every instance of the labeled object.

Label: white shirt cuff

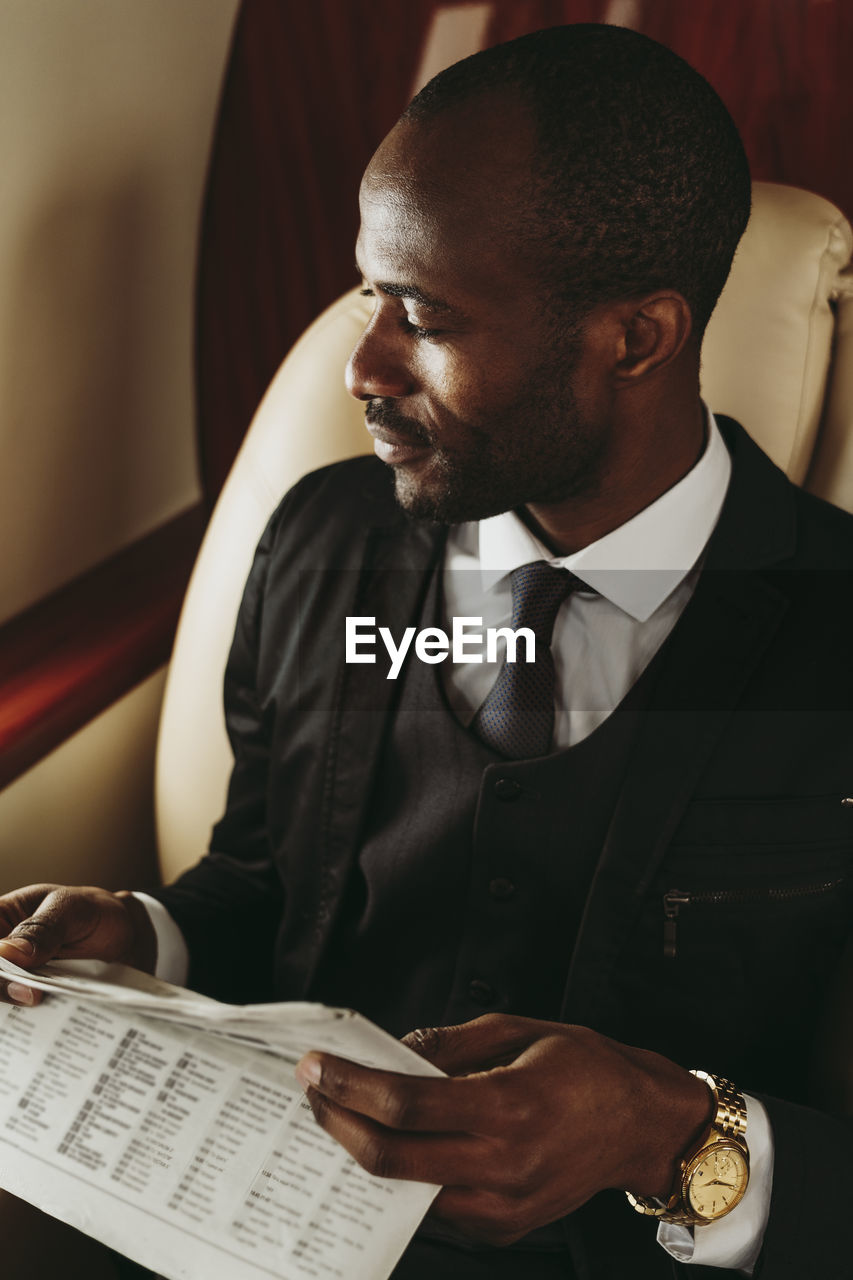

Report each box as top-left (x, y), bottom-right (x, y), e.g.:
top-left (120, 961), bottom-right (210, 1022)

top-left (132, 892), bottom-right (190, 987)
top-left (657, 1094), bottom-right (773, 1274)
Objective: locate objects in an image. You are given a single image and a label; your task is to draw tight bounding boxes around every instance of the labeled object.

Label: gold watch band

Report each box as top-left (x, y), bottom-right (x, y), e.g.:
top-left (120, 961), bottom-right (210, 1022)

top-left (692, 1070), bottom-right (747, 1140)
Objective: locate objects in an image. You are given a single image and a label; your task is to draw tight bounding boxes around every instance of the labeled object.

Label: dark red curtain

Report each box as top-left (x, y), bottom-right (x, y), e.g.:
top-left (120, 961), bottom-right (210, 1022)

top-left (196, 0), bottom-right (436, 504)
top-left (196, 0), bottom-right (852, 504)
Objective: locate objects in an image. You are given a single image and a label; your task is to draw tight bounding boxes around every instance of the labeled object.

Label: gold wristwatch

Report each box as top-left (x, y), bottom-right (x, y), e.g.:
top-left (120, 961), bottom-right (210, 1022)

top-left (626, 1070), bottom-right (749, 1225)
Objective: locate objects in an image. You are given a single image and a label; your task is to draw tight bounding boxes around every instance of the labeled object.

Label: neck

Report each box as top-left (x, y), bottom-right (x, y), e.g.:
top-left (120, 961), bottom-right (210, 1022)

top-left (521, 396), bottom-right (707, 556)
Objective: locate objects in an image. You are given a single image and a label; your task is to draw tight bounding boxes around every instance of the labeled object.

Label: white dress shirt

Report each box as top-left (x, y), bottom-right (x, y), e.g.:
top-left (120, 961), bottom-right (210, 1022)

top-left (442, 405), bottom-right (733, 747)
top-left (141, 409), bottom-right (771, 1272)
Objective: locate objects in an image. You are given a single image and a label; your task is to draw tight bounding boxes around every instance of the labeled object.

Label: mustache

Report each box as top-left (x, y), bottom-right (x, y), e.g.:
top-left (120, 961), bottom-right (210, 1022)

top-left (365, 400), bottom-right (432, 445)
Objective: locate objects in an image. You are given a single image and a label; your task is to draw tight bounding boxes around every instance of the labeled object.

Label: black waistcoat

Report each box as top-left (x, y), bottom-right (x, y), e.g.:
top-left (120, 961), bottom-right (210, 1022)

top-left (313, 568), bottom-right (657, 1042)
top-left (311, 568), bottom-right (664, 1266)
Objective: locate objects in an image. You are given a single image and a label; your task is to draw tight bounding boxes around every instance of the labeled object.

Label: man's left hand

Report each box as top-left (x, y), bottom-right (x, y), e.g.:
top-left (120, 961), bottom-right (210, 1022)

top-left (296, 1013), bottom-right (712, 1246)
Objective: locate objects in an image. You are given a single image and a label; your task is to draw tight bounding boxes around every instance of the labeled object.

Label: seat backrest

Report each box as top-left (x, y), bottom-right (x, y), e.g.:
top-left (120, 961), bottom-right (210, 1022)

top-left (155, 181), bottom-right (853, 885)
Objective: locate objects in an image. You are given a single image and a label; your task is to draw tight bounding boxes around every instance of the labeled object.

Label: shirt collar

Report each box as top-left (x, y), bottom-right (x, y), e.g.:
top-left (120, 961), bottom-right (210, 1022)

top-left (470, 408), bottom-right (732, 622)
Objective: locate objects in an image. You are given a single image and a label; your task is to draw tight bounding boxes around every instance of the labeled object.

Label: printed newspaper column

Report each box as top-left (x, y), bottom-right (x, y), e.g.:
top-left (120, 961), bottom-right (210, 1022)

top-left (0, 960), bottom-right (442, 1280)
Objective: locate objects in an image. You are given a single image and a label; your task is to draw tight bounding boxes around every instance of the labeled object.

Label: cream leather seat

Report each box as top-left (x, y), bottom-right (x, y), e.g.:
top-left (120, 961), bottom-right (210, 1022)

top-left (155, 181), bottom-right (853, 887)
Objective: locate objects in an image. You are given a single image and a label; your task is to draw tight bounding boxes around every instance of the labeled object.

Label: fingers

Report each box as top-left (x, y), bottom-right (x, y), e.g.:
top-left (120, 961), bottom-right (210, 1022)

top-left (0, 883), bottom-right (154, 1007)
top-left (1, 983), bottom-right (43, 1008)
top-left (300, 1086), bottom-right (497, 1187)
top-left (0, 887), bottom-right (76, 968)
top-left (295, 1044), bottom-right (539, 1195)
top-left (0, 883), bottom-right (148, 969)
top-left (295, 1053), bottom-right (499, 1133)
top-left (0, 885), bottom-right (65, 1006)
top-left (401, 1013), bottom-right (543, 1074)
top-left (295, 1019), bottom-right (613, 1235)
top-left (0, 934), bottom-right (36, 963)
top-left (0, 884), bottom-right (57, 943)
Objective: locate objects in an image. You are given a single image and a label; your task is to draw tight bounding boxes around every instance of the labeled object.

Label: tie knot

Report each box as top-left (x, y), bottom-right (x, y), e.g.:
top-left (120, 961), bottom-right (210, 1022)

top-left (509, 561), bottom-right (579, 641)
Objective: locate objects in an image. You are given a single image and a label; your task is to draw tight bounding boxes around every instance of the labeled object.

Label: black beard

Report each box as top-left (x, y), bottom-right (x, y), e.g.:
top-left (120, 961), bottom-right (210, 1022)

top-left (366, 337), bottom-right (602, 524)
top-left (390, 447), bottom-right (603, 525)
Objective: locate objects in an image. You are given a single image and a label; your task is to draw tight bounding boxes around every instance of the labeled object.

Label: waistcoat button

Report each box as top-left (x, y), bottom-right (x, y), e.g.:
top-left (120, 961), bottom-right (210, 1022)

top-left (493, 778), bottom-right (522, 801)
top-left (468, 979), bottom-right (496, 1006)
top-left (489, 878), bottom-right (516, 901)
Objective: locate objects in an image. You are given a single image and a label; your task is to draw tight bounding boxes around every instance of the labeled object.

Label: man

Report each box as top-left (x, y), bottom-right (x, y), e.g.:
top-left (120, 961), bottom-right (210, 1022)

top-left (1, 24), bottom-right (851, 1279)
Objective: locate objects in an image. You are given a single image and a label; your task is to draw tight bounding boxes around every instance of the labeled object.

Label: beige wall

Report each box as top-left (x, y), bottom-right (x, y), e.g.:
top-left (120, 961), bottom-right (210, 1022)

top-left (0, 1), bottom-right (239, 890)
top-left (0, 671), bottom-right (167, 894)
top-left (0, 0), bottom-right (239, 626)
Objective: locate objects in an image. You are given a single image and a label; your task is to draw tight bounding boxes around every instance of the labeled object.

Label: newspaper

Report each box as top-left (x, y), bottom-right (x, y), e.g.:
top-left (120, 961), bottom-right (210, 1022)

top-left (0, 955), bottom-right (442, 1280)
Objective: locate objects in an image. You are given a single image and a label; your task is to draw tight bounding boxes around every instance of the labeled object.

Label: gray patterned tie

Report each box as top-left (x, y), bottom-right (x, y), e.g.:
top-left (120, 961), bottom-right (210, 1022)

top-left (472, 561), bottom-right (580, 759)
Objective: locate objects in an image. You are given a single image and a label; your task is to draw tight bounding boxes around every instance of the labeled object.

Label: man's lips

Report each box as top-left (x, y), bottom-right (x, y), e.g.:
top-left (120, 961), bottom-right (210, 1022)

top-left (366, 423), bottom-right (432, 465)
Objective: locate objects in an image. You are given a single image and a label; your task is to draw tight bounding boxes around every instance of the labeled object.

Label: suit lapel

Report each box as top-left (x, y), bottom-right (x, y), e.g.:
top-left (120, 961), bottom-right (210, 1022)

top-left (563, 419), bottom-right (798, 1022)
top-left (308, 514), bottom-right (445, 984)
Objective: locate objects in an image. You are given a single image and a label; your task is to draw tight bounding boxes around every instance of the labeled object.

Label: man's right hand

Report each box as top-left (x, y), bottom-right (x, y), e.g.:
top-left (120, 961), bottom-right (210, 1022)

top-left (0, 884), bottom-right (156, 1006)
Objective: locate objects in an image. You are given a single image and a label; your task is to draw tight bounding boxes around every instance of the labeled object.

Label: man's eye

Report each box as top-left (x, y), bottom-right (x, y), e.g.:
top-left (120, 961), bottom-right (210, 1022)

top-left (357, 287), bottom-right (442, 339)
top-left (403, 317), bottom-right (442, 340)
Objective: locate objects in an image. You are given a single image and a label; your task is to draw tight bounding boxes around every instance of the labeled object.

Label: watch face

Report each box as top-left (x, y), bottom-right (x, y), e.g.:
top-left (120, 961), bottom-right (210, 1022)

top-left (687, 1144), bottom-right (748, 1220)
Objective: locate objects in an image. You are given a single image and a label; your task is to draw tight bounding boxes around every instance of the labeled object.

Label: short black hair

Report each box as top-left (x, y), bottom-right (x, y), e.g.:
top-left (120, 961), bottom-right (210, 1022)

top-left (404, 24), bottom-right (751, 337)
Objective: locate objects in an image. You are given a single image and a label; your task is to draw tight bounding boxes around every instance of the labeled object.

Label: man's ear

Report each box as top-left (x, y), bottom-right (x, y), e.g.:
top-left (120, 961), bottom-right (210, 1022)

top-left (612, 293), bottom-right (694, 384)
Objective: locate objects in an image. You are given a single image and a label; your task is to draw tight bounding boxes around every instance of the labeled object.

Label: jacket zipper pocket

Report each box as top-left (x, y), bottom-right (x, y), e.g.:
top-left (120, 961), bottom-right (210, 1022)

top-left (662, 881), bottom-right (844, 959)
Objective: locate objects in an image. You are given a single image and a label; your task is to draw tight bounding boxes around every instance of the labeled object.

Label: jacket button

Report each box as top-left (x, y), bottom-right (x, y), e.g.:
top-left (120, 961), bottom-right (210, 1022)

top-left (493, 778), bottom-right (522, 801)
top-left (489, 878), bottom-right (516, 901)
top-left (468, 979), bottom-right (496, 1006)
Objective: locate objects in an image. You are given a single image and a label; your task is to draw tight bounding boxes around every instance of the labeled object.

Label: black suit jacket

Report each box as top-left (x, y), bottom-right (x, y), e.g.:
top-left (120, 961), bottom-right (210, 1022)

top-left (155, 417), bottom-right (853, 1277)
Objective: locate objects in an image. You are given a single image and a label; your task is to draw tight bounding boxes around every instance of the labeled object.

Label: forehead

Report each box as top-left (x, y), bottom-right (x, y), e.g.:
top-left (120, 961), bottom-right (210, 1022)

top-left (356, 107), bottom-right (544, 305)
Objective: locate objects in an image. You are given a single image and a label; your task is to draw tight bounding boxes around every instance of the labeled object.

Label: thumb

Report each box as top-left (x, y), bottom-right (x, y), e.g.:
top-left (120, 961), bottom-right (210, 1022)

top-left (0, 889), bottom-right (76, 968)
top-left (402, 1014), bottom-right (538, 1075)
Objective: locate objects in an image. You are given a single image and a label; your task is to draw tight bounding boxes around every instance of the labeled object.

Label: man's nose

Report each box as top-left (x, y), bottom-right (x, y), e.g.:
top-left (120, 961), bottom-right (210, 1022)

top-left (345, 317), bottom-right (413, 401)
